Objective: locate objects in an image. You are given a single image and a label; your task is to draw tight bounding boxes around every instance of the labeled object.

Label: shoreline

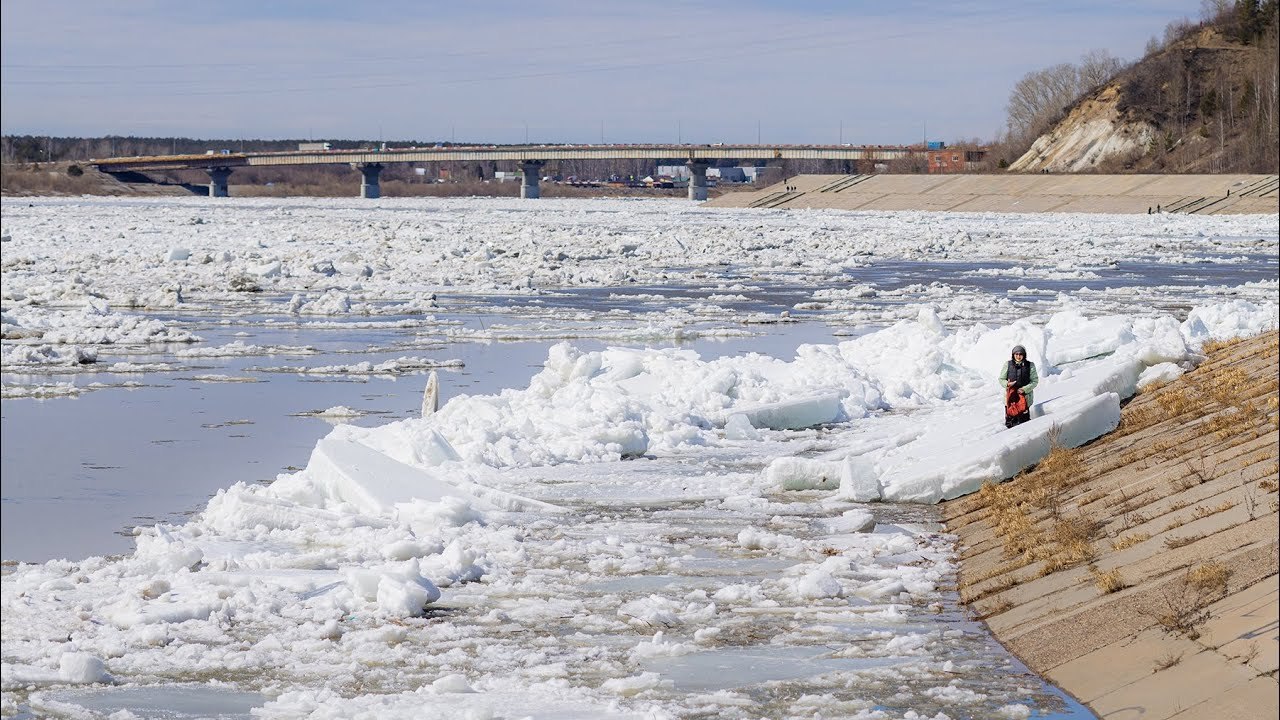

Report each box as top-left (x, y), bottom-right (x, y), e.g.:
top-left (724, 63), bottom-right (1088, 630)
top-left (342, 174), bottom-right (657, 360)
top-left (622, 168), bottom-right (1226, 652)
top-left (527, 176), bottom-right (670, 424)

top-left (942, 330), bottom-right (1279, 719)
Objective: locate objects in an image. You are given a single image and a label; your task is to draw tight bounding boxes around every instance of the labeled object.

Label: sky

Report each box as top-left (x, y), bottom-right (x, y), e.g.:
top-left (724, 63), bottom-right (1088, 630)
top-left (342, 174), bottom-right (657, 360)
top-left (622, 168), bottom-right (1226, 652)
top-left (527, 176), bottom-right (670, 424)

top-left (0, 0), bottom-right (1205, 146)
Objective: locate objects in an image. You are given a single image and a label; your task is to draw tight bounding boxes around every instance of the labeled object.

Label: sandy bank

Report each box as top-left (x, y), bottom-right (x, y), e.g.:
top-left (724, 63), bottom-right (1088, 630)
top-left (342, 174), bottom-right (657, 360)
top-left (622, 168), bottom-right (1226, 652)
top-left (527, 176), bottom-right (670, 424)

top-left (943, 330), bottom-right (1278, 719)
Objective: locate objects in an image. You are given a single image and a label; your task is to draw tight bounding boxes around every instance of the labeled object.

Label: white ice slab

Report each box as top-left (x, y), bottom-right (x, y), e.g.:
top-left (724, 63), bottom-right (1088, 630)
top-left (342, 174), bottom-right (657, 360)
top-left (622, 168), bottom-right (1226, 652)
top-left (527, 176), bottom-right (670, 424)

top-left (737, 392), bottom-right (844, 430)
top-left (296, 430), bottom-right (561, 516)
top-left (878, 392), bottom-right (1120, 503)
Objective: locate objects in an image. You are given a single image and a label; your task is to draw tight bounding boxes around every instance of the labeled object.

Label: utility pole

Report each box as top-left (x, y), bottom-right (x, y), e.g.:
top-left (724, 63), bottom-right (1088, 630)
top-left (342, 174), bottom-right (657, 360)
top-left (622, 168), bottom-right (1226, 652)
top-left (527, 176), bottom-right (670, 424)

top-left (678, 120), bottom-right (682, 144)
top-left (757, 120), bottom-right (761, 145)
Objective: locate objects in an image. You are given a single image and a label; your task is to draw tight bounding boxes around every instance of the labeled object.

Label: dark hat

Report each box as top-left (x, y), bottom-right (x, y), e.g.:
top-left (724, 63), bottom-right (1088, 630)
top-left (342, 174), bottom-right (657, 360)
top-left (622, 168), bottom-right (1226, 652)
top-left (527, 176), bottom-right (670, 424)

top-left (1011, 345), bottom-right (1026, 356)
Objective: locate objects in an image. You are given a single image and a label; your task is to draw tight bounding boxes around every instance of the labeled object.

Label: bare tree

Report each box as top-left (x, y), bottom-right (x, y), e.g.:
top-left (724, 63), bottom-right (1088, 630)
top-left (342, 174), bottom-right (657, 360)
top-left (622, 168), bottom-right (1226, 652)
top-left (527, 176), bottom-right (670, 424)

top-left (1078, 49), bottom-right (1126, 91)
top-left (1004, 62), bottom-right (1084, 149)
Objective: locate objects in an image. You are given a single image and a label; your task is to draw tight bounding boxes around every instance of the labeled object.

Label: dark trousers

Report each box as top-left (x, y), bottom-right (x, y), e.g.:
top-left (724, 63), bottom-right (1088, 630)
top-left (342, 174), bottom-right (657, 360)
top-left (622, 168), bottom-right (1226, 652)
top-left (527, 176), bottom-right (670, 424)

top-left (1005, 409), bottom-right (1030, 428)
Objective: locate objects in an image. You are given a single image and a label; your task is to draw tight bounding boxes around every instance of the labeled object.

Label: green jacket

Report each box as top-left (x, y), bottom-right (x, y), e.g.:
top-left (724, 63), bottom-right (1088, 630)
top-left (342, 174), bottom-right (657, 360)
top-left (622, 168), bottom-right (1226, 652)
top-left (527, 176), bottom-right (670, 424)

top-left (999, 360), bottom-right (1038, 405)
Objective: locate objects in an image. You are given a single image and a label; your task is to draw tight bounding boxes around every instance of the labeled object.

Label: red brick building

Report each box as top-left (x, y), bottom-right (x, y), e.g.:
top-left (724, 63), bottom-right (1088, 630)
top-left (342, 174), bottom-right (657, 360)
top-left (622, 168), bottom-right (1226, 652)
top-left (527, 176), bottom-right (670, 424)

top-left (926, 147), bottom-right (988, 173)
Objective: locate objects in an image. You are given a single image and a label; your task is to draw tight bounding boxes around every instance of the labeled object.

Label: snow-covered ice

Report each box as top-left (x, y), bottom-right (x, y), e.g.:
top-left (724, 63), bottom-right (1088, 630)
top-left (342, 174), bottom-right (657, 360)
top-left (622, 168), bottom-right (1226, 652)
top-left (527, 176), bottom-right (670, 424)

top-left (2, 196), bottom-right (1276, 718)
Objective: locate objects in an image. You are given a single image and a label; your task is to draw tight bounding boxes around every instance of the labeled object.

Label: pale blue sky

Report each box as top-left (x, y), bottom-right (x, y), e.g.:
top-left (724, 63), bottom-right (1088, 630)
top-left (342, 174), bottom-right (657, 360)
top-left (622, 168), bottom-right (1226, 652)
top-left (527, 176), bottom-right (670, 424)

top-left (1, 1), bottom-right (1203, 144)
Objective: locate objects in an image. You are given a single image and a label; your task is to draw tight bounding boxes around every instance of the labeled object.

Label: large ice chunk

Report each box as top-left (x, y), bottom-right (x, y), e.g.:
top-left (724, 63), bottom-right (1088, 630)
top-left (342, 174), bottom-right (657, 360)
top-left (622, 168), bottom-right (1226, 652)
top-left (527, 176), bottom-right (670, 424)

top-left (765, 456), bottom-right (841, 490)
top-left (1045, 312), bottom-right (1134, 364)
top-left (737, 392), bottom-right (843, 430)
top-left (291, 428), bottom-right (560, 516)
top-left (838, 456), bottom-right (884, 502)
top-left (344, 558), bottom-right (442, 617)
top-left (305, 433), bottom-right (466, 515)
top-left (1183, 300), bottom-right (1278, 343)
top-left (880, 392), bottom-right (1121, 503)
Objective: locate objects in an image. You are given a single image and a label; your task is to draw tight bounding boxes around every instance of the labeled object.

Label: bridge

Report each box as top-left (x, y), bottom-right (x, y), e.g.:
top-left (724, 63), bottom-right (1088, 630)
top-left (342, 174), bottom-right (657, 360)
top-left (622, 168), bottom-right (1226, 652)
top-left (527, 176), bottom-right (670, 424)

top-left (88, 144), bottom-right (920, 201)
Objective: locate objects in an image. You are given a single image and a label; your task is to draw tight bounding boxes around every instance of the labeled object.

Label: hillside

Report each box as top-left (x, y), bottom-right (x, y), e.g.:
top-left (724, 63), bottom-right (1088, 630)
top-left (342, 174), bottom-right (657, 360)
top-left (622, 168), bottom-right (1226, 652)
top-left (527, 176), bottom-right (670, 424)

top-left (943, 331), bottom-right (1279, 719)
top-left (1012, 16), bottom-right (1278, 174)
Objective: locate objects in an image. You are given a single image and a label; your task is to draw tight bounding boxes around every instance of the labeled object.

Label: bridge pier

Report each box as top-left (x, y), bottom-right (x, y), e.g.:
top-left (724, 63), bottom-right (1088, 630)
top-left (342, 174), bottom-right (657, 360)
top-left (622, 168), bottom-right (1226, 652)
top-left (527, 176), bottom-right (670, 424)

top-left (206, 167), bottom-right (231, 197)
top-left (354, 163), bottom-right (384, 199)
top-left (520, 160), bottom-right (544, 199)
top-left (687, 161), bottom-right (710, 201)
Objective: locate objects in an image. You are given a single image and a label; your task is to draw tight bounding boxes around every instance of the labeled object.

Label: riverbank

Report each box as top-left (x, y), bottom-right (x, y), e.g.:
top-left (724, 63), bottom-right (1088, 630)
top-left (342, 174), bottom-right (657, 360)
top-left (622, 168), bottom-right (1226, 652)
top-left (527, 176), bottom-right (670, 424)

top-left (708, 173), bottom-right (1280, 214)
top-left (943, 330), bottom-right (1279, 719)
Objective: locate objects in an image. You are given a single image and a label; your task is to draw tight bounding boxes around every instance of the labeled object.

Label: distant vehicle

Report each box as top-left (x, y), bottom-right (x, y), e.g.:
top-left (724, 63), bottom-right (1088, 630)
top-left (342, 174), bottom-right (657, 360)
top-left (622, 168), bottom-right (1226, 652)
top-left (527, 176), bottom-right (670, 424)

top-left (298, 142), bottom-right (331, 151)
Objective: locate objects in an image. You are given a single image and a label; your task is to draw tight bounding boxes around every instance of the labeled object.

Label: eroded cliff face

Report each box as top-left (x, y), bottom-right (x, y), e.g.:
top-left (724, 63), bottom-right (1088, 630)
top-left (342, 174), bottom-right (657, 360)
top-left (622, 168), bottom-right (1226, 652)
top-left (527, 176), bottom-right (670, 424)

top-left (1011, 22), bottom-right (1278, 175)
top-left (1010, 84), bottom-right (1157, 172)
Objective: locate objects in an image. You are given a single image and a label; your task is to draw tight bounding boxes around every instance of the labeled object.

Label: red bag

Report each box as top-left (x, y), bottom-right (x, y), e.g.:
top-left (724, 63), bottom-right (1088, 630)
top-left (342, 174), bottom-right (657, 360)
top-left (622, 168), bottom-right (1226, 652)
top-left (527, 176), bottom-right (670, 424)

top-left (1005, 387), bottom-right (1028, 417)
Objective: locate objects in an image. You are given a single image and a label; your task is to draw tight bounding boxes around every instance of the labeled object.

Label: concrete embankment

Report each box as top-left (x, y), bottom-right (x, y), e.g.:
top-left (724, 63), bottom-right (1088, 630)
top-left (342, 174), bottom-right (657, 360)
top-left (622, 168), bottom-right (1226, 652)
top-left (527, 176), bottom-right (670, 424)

top-left (708, 173), bottom-right (1279, 214)
top-left (942, 331), bottom-right (1279, 719)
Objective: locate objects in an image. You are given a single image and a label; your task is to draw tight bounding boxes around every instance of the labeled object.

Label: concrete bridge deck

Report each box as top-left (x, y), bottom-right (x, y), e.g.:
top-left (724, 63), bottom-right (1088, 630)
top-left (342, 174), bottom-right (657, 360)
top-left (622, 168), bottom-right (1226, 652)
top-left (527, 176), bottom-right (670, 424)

top-left (89, 144), bottom-right (912, 172)
top-left (709, 173), bottom-right (1279, 214)
top-left (88, 144), bottom-right (913, 200)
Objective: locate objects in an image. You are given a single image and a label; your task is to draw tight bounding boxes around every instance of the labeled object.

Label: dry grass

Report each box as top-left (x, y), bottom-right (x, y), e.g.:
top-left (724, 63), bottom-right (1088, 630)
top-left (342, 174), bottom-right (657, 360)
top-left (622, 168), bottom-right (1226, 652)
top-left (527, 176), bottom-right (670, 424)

top-left (1144, 562), bottom-right (1232, 640)
top-left (1078, 487), bottom-right (1111, 506)
top-left (1186, 561), bottom-right (1230, 594)
top-left (1033, 516), bottom-right (1099, 575)
top-left (1207, 368), bottom-right (1251, 409)
top-left (1093, 567), bottom-right (1126, 594)
top-left (1201, 336), bottom-right (1247, 354)
top-left (1191, 500), bottom-right (1235, 519)
top-left (978, 480), bottom-right (1045, 559)
top-left (1153, 652), bottom-right (1184, 671)
top-left (1164, 533), bottom-right (1206, 549)
top-left (1154, 385), bottom-right (1201, 418)
top-left (964, 559), bottom-right (1034, 587)
top-left (1116, 404), bottom-right (1164, 436)
top-left (2, 163), bottom-right (125, 196)
top-left (976, 598), bottom-right (1014, 620)
top-left (1112, 532), bottom-right (1151, 551)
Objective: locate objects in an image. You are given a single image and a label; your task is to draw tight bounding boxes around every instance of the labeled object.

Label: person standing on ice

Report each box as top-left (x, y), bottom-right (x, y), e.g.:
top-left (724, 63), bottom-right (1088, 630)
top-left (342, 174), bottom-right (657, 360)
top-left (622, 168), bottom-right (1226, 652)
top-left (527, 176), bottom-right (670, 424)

top-left (999, 345), bottom-right (1037, 428)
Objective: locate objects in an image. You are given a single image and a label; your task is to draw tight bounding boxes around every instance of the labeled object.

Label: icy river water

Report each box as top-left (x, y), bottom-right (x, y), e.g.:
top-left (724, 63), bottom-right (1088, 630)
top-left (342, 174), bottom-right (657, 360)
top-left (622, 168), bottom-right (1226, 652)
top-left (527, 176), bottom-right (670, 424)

top-left (2, 196), bottom-right (1277, 719)
top-left (4, 299), bottom-right (1097, 719)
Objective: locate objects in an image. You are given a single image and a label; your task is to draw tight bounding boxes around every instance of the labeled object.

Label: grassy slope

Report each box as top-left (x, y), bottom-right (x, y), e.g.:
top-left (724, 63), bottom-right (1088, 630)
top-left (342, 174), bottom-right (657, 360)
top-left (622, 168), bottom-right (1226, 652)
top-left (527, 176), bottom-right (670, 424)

top-left (943, 330), bottom-right (1278, 719)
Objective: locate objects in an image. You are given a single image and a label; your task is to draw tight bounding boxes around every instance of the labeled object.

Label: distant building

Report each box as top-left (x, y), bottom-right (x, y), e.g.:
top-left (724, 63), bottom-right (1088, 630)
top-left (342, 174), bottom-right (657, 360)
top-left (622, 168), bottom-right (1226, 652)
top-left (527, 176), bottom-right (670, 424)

top-left (656, 165), bottom-right (752, 182)
top-left (927, 148), bottom-right (987, 173)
